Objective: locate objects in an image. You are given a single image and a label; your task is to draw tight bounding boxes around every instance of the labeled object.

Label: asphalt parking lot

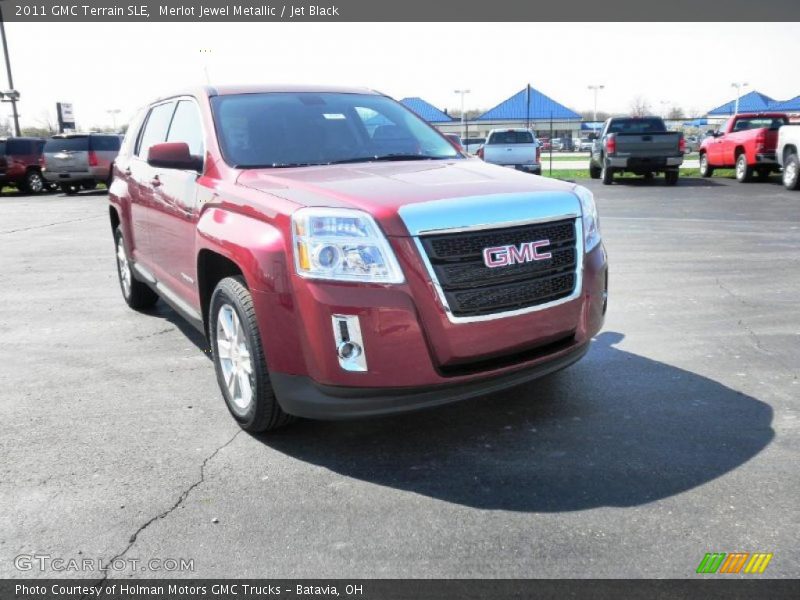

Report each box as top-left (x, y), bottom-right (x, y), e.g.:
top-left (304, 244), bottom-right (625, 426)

top-left (1, 176), bottom-right (798, 579)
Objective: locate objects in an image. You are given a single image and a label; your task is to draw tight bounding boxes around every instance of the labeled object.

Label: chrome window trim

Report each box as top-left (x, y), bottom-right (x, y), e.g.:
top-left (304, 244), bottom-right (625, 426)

top-left (400, 192), bottom-right (585, 323)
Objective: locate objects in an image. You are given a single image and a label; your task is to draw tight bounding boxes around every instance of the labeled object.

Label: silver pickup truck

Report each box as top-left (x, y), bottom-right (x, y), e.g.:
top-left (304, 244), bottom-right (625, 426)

top-left (589, 117), bottom-right (684, 185)
top-left (776, 124), bottom-right (800, 190)
top-left (478, 128), bottom-right (541, 175)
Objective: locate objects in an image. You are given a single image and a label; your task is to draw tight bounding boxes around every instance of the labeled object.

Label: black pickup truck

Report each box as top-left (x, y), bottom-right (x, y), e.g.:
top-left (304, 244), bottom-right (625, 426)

top-left (589, 117), bottom-right (684, 185)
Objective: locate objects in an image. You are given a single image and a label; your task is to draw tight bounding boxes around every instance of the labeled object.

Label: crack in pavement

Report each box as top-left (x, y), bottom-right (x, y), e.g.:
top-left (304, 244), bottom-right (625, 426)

top-left (1, 215), bottom-right (104, 235)
top-left (81, 429), bottom-right (243, 595)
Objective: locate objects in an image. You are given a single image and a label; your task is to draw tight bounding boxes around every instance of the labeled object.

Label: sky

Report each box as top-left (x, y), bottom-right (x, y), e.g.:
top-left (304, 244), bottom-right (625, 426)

top-left (4, 21), bottom-right (800, 130)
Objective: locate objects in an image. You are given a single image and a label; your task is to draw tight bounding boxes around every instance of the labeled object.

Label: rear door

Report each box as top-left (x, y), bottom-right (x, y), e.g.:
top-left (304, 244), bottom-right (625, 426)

top-left (147, 98), bottom-right (206, 305)
top-left (44, 136), bottom-right (89, 176)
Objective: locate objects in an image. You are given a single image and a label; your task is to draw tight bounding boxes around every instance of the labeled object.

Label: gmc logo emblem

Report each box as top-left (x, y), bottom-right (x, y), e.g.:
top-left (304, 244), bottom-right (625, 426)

top-left (483, 240), bottom-right (552, 268)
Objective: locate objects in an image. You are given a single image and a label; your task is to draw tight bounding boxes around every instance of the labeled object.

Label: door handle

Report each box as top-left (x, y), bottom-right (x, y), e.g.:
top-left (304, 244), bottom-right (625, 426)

top-left (150, 176), bottom-right (161, 187)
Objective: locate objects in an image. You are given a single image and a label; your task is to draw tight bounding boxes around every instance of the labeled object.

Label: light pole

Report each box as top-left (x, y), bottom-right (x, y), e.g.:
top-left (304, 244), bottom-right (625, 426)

top-left (588, 84), bottom-right (605, 122)
top-left (731, 82), bottom-right (748, 115)
top-left (0, 4), bottom-right (21, 136)
top-left (660, 100), bottom-right (669, 119)
top-left (107, 109), bottom-right (121, 131)
top-left (454, 89), bottom-right (470, 141)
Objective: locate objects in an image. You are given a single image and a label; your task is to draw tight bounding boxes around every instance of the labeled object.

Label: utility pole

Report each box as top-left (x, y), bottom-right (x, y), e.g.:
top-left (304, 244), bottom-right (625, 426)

top-left (526, 83), bottom-right (531, 130)
top-left (588, 84), bottom-right (605, 122)
top-left (731, 82), bottom-right (748, 115)
top-left (107, 109), bottom-right (121, 131)
top-left (0, 4), bottom-right (21, 136)
top-left (454, 89), bottom-right (470, 142)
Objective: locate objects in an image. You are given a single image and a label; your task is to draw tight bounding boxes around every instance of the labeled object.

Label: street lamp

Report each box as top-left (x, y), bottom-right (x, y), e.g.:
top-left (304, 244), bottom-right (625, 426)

top-left (454, 89), bottom-right (471, 141)
top-left (107, 109), bottom-right (121, 130)
top-left (731, 82), bottom-right (749, 115)
top-left (0, 3), bottom-right (21, 136)
top-left (588, 84), bottom-right (605, 122)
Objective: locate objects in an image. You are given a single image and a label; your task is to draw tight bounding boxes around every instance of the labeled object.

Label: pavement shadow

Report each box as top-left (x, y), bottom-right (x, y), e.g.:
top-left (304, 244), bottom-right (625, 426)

top-left (609, 177), bottom-right (725, 187)
top-left (255, 331), bottom-right (773, 512)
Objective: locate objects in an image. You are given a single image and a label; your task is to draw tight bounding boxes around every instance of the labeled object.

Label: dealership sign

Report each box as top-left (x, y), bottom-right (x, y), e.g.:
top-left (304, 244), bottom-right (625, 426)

top-left (56, 102), bottom-right (75, 132)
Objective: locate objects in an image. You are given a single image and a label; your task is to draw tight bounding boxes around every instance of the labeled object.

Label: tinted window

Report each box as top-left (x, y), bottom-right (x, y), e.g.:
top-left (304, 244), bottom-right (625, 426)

top-left (463, 138), bottom-right (485, 145)
top-left (45, 137), bottom-right (89, 152)
top-left (89, 135), bottom-right (121, 151)
top-left (732, 117), bottom-right (788, 131)
top-left (211, 92), bottom-right (459, 168)
top-left (136, 102), bottom-right (176, 157)
top-left (607, 118), bottom-right (667, 134)
top-left (6, 139), bottom-right (37, 154)
top-left (166, 101), bottom-right (204, 156)
top-left (487, 131), bottom-right (534, 145)
top-left (0, 141), bottom-right (5, 155)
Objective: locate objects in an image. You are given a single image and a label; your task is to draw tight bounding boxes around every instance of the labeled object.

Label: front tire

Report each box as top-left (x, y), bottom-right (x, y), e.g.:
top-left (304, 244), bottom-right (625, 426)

top-left (114, 226), bottom-right (158, 310)
top-left (736, 153), bottom-right (753, 182)
top-left (210, 276), bottom-right (294, 433)
top-left (21, 170), bottom-right (45, 194)
top-left (783, 153), bottom-right (800, 190)
top-left (699, 152), bottom-right (713, 178)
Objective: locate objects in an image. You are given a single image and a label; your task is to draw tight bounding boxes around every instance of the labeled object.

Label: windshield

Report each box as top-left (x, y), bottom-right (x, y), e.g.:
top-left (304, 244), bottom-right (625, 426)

top-left (210, 92), bottom-right (461, 168)
top-left (607, 118), bottom-right (667, 134)
top-left (45, 137), bottom-right (88, 152)
top-left (487, 131), bottom-right (534, 145)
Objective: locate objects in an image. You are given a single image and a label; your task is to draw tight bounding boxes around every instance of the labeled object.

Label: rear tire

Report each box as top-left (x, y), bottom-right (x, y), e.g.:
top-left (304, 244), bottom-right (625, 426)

top-left (782, 153), bottom-right (800, 190)
top-left (114, 226), bottom-right (158, 310)
top-left (210, 276), bottom-right (294, 433)
top-left (699, 152), bottom-right (713, 178)
top-left (81, 181), bottom-right (97, 191)
top-left (60, 183), bottom-right (79, 195)
top-left (601, 161), bottom-right (614, 185)
top-left (589, 162), bottom-right (601, 179)
top-left (735, 153), bottom-right (753, 182)
top-left (665, 170), bottom-right (679, 186)
top-left (21, 170), bottom-right (45, 194)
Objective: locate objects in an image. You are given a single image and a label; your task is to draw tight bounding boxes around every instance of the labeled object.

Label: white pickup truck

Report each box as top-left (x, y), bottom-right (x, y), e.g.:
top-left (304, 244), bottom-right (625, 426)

top-left (776, 124), bottom-right (800, 190)
top-left (478, 128), bottom-right (541, 175)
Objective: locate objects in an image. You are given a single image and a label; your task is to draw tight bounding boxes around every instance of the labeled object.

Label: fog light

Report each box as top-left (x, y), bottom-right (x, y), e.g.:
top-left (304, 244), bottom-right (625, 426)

top-left (331, 314), bottom-right (367, 372)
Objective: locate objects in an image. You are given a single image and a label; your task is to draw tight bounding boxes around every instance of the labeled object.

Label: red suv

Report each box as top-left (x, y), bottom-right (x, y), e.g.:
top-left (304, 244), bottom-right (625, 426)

top-left (110, 85), bottom-right (608, 432)
top-left (0, 137), bottom-right (47, 194)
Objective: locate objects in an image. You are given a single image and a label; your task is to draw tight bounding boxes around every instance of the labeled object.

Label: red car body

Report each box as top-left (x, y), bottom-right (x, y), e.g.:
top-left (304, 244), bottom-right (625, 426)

top-left (0, 137), bottom-right (47, 193)
top-left (700, 112), bottom-right (788, 180)
top-left (109, 85), bottom-right (607, 423)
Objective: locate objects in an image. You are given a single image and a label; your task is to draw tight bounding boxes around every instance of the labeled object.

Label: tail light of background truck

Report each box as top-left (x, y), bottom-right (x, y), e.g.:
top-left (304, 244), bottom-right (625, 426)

top-left (679, 136), bottom-right (686, 154)
top-left (88, 151), bottom-right (99, 167)
top-left (755, 131), bottom-right (767, 153)
top-left (605, 134), bottom-right (617, 155)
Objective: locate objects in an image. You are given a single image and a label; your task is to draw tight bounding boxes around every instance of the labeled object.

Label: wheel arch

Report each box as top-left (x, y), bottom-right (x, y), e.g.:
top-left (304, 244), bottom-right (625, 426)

top-left (197, 249), bottom-right (245, 334)
top-left (783, 144), bottom-right (797, 162)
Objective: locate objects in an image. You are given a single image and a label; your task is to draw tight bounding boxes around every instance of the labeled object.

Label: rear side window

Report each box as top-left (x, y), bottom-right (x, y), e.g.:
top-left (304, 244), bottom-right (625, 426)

top-left (136, 102), bottom-right (176, 157)
top-left (0, 142), bottom-right (5, 155)
top-left (732, 117), bottom-right (788, 131)
top-left (487, 131), bottom-right (534, 145)
top-left (166, 100), bottom-right (204, 156)
top-left (6, 139), bottom-right (38, 154)
top-left (45, 137), bottom-right (89, 152)
top-left (89, 136), bottom-right (121, 151)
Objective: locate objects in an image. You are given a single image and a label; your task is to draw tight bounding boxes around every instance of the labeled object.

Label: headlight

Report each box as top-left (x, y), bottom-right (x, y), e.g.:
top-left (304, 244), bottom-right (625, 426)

top-left (292, 207), bottom-right (405, 283)
top-left (574, 185), bottom-right (601, 252)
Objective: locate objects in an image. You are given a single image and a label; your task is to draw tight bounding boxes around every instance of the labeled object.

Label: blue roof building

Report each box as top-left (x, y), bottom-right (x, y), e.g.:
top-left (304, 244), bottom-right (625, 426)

top-left (707, 91), bottom-right (777, 115)
top-left (399, 97), bottom-right (454, 124)
top-left (770, 96), bottom-right (800, 111)
top-left (476, 86), bottom-right (581, 121)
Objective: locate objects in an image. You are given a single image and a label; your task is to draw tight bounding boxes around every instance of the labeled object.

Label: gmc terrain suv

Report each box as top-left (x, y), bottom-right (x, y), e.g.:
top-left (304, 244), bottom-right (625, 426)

top-left (110, 85), bottom-right (608, 432)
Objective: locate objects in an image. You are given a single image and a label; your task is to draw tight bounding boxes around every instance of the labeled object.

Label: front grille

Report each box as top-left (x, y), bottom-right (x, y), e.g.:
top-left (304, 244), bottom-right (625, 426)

top-left (420, 219), bottom-right (578, 318)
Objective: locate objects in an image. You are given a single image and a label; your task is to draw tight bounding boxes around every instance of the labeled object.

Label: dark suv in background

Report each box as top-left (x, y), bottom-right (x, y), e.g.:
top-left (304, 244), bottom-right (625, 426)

top-left (0, 137), bottom-right (47, 194)
top-left (43, 133), bottom-right (122, 194)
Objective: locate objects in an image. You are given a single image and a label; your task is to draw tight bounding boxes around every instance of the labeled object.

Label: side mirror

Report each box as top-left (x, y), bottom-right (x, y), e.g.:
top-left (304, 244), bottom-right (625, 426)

top-left (147, 142), bottom-right (202, 171)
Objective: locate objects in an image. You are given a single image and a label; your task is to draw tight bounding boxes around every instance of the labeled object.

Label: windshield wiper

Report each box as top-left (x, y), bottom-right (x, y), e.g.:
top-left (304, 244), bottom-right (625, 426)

top-left (328, 154), bottom-right (453, 165)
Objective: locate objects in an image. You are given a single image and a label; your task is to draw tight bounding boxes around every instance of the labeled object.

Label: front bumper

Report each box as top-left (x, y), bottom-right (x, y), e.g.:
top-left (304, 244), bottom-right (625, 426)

top-left (272, 340), bottom-right (590, 419)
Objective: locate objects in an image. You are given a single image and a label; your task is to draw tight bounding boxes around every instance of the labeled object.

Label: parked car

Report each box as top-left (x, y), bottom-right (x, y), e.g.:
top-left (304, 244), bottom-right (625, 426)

top-left (776, 124), bottom-right (800, 190)
top-left (539, 137), bottom-right (552, 152)
top-left (574, 137), bottom-right (594, 152)
top-left (477, 128), bottom-right (541, 174)
top-left (110, 86), bottom-right (607, 432)
top-left (0, 137), bottom-right (47, 194)
top-left (684, 135), bottom-right (700, 153)
top-left (589, 116), bottom-right (684, 185)
top-left (43, 133), bottom-right (122, 194)
top-left (462, 137), bottom-right (485, 154)
top-left (699, 113), bottom-right (788, 182)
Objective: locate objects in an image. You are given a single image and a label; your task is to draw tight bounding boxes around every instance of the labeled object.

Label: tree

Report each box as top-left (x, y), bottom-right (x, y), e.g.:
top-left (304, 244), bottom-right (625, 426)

top-left (667, 106), bottom-right (686, 120)
top-left (579, 110), bottom-right (611, 122)
top-left (449, 109), bottom-right (485, 120)
top-left (629, 96), bottom-right (651, 117)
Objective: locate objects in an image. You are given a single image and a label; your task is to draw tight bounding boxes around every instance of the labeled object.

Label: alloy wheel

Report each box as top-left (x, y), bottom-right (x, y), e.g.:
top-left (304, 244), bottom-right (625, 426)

top-left (116, 237), bottom-right (131, 298)
top-left (216, 304), bottom-right (254, 414)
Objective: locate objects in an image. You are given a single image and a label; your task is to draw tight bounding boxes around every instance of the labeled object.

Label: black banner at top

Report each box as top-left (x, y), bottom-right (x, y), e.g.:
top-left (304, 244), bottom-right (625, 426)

top-left (3, 0), bottom-right (800, 22)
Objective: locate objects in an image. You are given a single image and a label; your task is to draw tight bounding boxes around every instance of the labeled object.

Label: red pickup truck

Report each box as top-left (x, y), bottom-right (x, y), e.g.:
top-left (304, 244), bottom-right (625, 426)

top-left (109, 85), bottom-right (607, 432)
top-left (699, 113), bottom-right (789, 182)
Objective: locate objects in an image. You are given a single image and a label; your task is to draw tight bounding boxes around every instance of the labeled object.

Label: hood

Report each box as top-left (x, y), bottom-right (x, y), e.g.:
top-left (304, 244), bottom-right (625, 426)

top-left (236, 159), bottom-right (578, 236)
